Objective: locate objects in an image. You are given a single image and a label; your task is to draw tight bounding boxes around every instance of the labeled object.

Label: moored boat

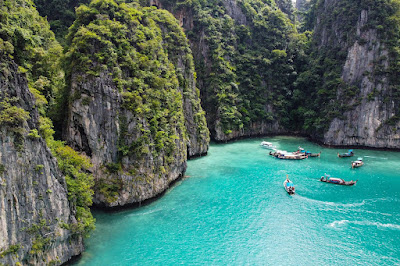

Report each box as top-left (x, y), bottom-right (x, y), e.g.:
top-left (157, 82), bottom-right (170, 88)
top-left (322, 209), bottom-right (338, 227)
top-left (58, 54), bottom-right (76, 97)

top-left (270, 150), bottom-right (308, 160)
top-left (338, 149), bottom-right (354, 158)
top-left (320, 174), bottom-right (357, 186)
top-left (351, 158), bottom-right (364, 168)
top-left (283, 176), bottom-right (295, 195)
top-left (276, 153), bottom-right (308, 160)
top-left (260, 141), bottom-right (276, 149)
top-left (305, 151), bottom-right (321, 157)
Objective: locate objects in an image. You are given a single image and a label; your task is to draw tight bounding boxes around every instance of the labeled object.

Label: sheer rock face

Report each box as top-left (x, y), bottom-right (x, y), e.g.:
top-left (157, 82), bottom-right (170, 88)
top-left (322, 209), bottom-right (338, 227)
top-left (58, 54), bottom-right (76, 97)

top-left (155, 0), bottom-right (290, 142)
top-left (64, 4), bottom-right (209, 208)
top-left (0, 60), bottom-right (83, 265)
top-left (321, 9), bottom-right (400, 148)
top-left (65, 72), bottom-right (188, 207)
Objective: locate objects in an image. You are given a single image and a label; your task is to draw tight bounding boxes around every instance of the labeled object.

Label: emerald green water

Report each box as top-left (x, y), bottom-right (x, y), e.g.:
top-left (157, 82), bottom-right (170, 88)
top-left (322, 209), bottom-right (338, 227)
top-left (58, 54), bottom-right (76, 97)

top-left (75, 137), bottom-right (400, 265)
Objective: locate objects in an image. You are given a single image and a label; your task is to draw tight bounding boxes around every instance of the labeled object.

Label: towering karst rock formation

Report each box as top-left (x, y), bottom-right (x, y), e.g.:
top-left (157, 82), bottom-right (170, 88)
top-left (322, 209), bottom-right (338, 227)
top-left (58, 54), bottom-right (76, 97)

top-left (0, 57), bottom-right (84, 266)
top-left (64, 0), bottom-right (209, 207)
top-left (0, 1), bottom-right (94, 264)
top-left (300, 0), bottom-right (400, 148)
top-left (151, 0), bottom-right (299, 141)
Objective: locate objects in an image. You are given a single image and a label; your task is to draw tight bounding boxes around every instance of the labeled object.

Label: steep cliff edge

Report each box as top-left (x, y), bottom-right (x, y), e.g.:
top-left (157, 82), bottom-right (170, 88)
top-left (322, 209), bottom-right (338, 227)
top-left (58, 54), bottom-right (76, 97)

top-left (153, 0), bottom-right (298, 141)
top-left (301, 0), bottom-right (400, 148)
top-left (64, 1), bottom-right (209, 207)
top-left (0, 58), bottom-right (83, 265)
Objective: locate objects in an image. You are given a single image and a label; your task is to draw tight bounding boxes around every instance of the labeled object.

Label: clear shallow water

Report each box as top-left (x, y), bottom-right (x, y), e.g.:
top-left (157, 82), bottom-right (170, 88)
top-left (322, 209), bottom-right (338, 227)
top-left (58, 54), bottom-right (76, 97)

top-left (75, 136), bottom-right (400, 265)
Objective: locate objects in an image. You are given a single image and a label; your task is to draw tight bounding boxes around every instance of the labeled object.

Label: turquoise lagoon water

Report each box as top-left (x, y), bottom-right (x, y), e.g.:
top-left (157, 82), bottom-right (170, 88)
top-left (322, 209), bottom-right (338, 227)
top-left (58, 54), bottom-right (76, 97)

top-left (75, 136), bottom-right (400, 265)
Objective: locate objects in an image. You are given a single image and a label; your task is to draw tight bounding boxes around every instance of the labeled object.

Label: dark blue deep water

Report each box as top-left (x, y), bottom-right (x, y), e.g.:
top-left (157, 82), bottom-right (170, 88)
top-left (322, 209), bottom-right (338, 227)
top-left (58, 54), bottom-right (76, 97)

top-left (75, 137), bottom-right (400, 265)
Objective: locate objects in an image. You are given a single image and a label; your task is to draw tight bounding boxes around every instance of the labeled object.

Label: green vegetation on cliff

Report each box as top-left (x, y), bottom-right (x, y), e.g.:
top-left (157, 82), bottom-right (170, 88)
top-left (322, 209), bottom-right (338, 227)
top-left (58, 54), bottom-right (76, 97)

top-left (66, 0), bottom-right (186, 159)
top-left (157, 0), bottom-right (302, 136)
top-left (34, 0), bottom-right (91, 44)
top-left (65, 0), bottom-right (208, 204)
top-left (0, 0), bottom-right (95, 238)
top-left (293, 0), bottom-right (400, 137)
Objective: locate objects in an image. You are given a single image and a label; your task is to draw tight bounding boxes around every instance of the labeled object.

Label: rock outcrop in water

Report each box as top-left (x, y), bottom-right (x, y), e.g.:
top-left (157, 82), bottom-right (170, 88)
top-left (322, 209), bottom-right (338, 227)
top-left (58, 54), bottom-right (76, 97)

top-left (64, 1), bottom-right (209, 207)
top-left (0, 58), bottom-right (83, 265)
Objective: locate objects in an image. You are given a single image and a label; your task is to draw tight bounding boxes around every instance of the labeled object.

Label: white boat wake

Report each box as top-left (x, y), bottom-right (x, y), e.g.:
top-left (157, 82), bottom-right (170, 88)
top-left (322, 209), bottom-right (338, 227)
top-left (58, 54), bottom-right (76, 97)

top-left (328, 220), bottom-right (400, 230)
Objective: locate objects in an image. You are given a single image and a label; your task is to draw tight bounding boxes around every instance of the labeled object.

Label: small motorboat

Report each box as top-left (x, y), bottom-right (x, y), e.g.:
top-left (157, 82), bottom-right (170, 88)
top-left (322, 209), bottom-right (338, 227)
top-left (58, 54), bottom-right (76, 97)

top-left (338, 149), bottom-right (354, 158)
top-left (260, 141), bottom-right (276, 149)
top-left (320, 174), bottom-right (357, 186)
top-left (351, 158), bottom-right (364, 168)
top-left (283, 176), bottom-right (295, 195)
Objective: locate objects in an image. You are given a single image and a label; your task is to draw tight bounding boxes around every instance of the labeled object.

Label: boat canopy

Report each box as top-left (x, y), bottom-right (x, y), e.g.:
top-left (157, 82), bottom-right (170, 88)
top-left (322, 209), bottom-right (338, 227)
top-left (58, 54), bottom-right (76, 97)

top-left (286, 182), bottom-right (294, 187)
top-left (262, 141), bottom-right (273, 145)
top-left (357, 157), bottom-right (362, 161)
top-left (348, 149), bottom-right (353, 152)
top-left (329, 177), bottom-right (342, 182)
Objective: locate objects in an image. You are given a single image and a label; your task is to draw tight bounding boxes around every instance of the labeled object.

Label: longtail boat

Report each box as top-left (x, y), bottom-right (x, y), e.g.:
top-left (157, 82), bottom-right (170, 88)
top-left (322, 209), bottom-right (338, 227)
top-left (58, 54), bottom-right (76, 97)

top-left (351, 158), bottom-right (364, 168)
top-left (283, 176), bottom-right (295, 195)
top-left (320, 174), bottom-right (357, 186)
top-left (338, 149), bottom-right (354, 158)
top-left (269, 150), bottom-right (308, 160)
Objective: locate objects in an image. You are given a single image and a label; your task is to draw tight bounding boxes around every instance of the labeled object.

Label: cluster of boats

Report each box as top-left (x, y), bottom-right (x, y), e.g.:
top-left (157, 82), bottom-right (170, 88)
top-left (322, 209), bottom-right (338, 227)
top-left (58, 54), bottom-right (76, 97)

top-left (338, 149), bottom-right (364, 168)
top-left (260, 142), bottom-right (364, 195)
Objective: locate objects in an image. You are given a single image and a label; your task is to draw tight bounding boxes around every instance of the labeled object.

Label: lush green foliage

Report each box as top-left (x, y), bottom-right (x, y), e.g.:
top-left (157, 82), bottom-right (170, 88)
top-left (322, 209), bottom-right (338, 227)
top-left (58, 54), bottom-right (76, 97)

top-left (0, 96), bottom-right (30, 129)
top-left (160, 0), bottom-right (300, 135)
top-left (0, 0), bottom-right (63, 113)
top-left (39, 116), bottom-right (95, 237)
top-left (0, 0), bottom-right (95, 239)
top-left (34, 0), bottom-right (91, 45)
top-left (0, 244), bottom-right (20, 258)
top-left (65, 0), bottom-right (204, 200)
top-left (293, 0), bottom-right (400, 136)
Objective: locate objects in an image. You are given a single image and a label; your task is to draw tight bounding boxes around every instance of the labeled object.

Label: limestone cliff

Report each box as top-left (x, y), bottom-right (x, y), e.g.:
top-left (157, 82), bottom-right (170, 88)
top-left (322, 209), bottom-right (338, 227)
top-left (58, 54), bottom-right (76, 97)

top-left (154, 0), bottom-right (295, 141)
top-left (308, 0), bottom-right (400, 148)
top-left (64, 1), bottom-right (209, 207)
top-left (0, 59), bottom-right (83, 265)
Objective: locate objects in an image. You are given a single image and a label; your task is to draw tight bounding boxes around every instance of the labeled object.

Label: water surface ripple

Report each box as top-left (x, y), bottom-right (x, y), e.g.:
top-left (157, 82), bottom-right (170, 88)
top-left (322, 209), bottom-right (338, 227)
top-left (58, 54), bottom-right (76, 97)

top-left (75, 137), bottom-right (400, 265)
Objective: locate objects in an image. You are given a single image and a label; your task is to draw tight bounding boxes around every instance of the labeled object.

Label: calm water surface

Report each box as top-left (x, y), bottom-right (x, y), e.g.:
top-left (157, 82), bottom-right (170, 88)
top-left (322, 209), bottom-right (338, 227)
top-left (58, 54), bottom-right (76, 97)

top-left (75, 137), bottom-right (400, 265)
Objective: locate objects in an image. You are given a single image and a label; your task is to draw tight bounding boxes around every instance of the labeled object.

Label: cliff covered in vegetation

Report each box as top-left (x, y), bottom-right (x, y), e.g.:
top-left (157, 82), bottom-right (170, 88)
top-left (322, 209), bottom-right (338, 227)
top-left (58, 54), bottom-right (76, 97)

top-left (152, 0), bottom-right (303, 141)
top-left (294, 0), bottom-right (400, 148)
top-left (0, 1), bottom-right (94, 264)
top-left (64, 0), bottom-right (209, 207)
top-left (3, 0), bottom-right (400, 263)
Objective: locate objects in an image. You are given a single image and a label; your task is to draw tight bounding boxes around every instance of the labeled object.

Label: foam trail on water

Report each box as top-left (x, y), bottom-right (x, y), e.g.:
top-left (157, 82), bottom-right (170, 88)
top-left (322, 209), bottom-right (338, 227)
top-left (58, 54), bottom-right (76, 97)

top-left (328, 220), bottom-right (400, 230)
top-left (363, 155), bottom-right (388, 159)
top-left (297, 195), bottom-right (366, 208)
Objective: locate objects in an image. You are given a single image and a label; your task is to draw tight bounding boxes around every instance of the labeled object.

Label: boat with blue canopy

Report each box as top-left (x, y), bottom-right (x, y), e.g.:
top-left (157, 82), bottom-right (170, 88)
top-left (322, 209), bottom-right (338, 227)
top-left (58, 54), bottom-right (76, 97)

top-left (320, 174), bottom-right (357, 186)
top-left (351, 158), bottom-right (364, 168)
top-left (283, 175), bottom-right (295, 195)
top-left (338, 149), bottom-right (354, 158)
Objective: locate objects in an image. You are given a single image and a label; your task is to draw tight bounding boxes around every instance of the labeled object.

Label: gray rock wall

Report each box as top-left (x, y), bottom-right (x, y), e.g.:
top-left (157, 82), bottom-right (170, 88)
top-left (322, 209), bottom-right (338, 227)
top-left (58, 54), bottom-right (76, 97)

top-left (0, 60), bottom-right (83, 265)
top-left (66, 71), bottom-right (188, 207)
top-left (323, 9), bottom-right (400, 148)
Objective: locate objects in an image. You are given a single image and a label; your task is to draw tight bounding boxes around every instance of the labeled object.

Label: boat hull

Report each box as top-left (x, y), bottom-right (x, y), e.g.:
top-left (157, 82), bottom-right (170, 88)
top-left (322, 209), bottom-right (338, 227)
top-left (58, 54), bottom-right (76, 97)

top-left (283, 180), bottom-right (295, 194)
top-left (320, 177), bottom-right (357, 186)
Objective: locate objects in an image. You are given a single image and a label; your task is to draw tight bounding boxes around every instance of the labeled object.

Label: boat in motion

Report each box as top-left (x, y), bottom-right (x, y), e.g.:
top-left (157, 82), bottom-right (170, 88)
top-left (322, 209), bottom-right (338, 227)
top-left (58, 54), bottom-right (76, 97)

top-left (283, 176), bottom-right (295, 194)
top-left (260, 141), bottom-right (276, 149)
top-left (351, 158), bottom-right (364, 168)
top-left (338, 149), bottom-right (354, 158)
top-left (320, 174), bottom-right (357, 186)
